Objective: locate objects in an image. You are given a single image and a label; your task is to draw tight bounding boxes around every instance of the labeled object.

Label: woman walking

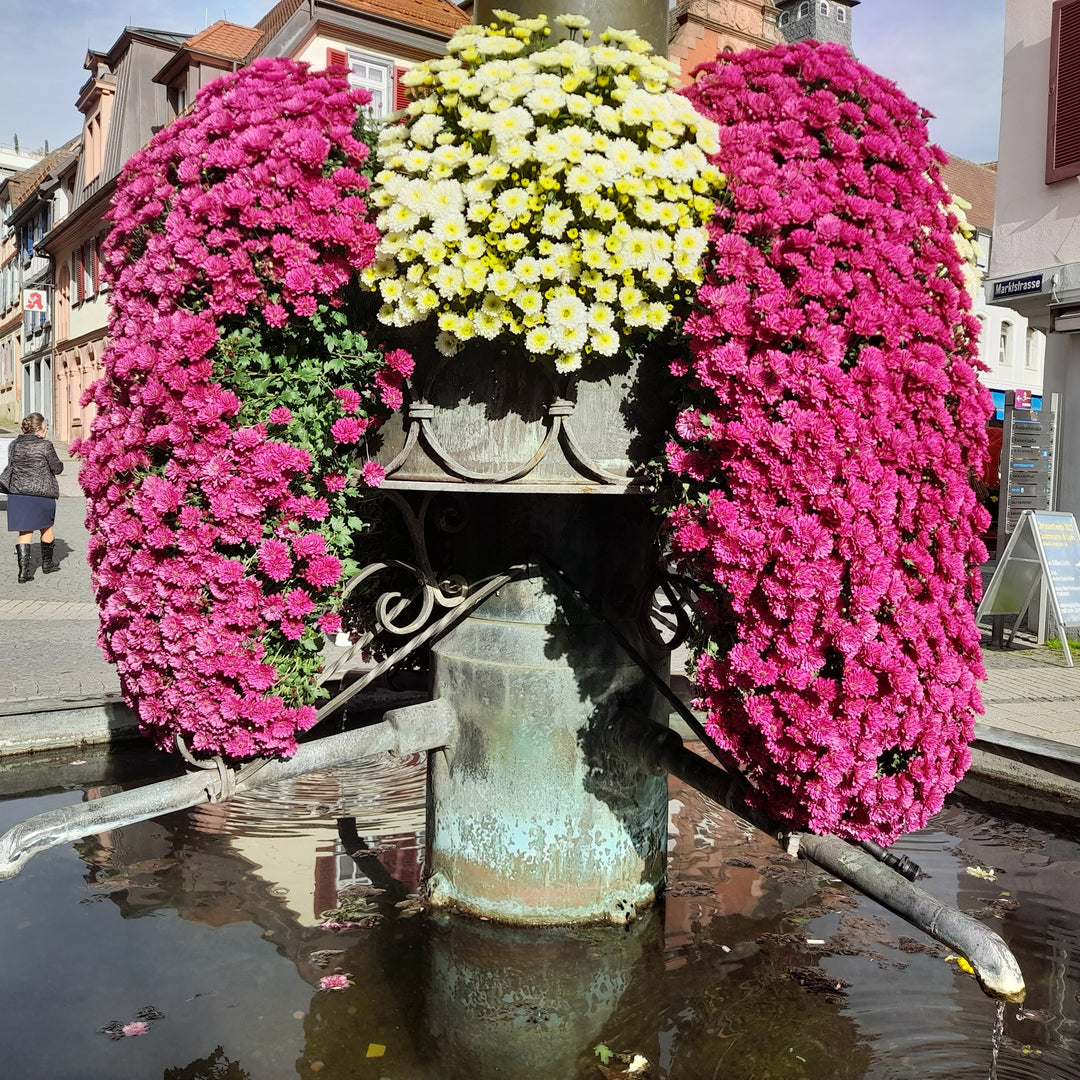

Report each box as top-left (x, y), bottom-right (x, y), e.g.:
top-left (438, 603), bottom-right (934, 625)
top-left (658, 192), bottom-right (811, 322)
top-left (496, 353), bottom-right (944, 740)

top-left (4, 413), bottom-right (63, 583)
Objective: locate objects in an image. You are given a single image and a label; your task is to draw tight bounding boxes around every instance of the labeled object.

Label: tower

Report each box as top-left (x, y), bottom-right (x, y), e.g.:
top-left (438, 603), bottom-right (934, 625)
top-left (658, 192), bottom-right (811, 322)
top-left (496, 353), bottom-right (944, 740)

top-left (775, 0), bottom-right (858, 52)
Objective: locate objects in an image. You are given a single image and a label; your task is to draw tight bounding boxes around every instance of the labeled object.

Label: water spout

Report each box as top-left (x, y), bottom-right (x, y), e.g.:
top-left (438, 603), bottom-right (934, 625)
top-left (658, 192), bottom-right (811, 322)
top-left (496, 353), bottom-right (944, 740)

top-left (0, 703), bottom-right (456, 881)
top-left (614, 716), bottom-right (1027, 1003)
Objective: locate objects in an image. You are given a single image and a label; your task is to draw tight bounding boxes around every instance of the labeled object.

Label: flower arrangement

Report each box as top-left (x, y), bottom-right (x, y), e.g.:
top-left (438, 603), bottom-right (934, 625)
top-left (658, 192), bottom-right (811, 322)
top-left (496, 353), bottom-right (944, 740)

top-left (361, 10), bottom-right (726, 371)
top-left (660, 42), bottom-right (992, 844)
top-left (76, 58), bottom-right (408, 760)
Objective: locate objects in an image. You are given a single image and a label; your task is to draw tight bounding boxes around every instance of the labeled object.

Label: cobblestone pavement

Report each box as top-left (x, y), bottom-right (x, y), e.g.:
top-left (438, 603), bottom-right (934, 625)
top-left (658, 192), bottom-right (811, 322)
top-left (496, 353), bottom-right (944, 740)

top-left (3, 483), bottom-right (1080, 748)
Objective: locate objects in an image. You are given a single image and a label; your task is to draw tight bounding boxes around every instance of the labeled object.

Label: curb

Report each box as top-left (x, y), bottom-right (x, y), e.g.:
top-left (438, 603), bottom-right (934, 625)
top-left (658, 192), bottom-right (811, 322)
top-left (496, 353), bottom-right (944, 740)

top-left (966, 721), bottom-right (1080, 807)
top-left (0, 699), bottom-right (141, 756)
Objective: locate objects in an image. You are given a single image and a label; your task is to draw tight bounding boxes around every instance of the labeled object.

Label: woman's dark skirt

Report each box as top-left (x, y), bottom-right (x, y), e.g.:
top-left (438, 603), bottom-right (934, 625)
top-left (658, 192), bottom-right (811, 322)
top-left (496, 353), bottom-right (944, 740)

top-left (6, 494), bottom-right (57, 532)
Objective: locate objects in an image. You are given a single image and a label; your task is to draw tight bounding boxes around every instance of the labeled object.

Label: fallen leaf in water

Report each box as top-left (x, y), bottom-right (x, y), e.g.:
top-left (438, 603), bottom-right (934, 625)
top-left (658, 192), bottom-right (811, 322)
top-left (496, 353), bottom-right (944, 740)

top-left (366, 1044), bottom-right (386, 1058)
top-left (965, 866), bottom-right (997, 881)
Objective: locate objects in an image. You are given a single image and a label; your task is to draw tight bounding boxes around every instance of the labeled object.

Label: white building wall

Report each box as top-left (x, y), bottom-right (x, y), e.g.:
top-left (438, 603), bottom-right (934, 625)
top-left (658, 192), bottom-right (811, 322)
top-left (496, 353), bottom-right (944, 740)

top-left (993, 3), bottom-right (1080, 278)
top-left (990, 0), bottom-right (1080, 516)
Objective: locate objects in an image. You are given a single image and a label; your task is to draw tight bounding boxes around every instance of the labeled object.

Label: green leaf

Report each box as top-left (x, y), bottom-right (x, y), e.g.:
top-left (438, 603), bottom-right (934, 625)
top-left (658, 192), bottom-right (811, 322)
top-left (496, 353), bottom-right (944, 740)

top-left (594, 1045), bottom-right (613, 1065)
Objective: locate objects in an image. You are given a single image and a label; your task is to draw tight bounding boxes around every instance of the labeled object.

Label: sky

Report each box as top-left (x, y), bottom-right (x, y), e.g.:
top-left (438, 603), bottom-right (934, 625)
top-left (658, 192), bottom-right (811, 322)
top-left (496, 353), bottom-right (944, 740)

top-left (0, 0), bottom-right (1006, 162)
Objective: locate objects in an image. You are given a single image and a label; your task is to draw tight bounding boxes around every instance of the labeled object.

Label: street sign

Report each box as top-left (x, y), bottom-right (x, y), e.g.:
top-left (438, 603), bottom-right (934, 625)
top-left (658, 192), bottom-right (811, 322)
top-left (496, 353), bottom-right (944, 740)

top-left (978, 510), bottom-right (1080, 666)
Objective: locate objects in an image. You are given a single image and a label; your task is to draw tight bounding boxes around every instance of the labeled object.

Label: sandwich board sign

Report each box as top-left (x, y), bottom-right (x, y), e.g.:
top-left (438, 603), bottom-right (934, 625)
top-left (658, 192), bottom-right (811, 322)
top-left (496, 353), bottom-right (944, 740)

top-left (977, 510), bottom-right (1080, 666)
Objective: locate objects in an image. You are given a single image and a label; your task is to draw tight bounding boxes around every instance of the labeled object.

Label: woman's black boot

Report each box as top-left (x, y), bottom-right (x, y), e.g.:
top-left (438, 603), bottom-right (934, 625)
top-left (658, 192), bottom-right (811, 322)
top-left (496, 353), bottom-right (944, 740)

top-left (16, 544), bottom-right (33, 583)
top-left (41, 541), bottom-right (60, 574)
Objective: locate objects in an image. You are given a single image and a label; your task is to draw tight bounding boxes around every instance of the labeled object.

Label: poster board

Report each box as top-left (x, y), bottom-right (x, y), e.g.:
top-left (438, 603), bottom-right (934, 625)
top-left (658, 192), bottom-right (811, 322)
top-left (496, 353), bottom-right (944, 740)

top-left (978, 510), bottom-right (1080, 666)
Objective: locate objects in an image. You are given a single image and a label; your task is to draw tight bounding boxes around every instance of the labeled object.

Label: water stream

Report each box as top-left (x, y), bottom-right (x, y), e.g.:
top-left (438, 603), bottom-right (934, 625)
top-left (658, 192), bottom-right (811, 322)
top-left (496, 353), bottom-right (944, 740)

top-left (1, 742), bottom-right (1078, 1079)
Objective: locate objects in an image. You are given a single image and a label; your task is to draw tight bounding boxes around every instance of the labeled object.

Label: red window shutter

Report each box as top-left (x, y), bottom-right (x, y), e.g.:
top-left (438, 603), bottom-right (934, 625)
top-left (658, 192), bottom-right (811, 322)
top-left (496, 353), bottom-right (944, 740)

top-left (394, 66), bottom-right (410, 111)
top-left (92, 237), bottom-right (101, 294)
top-left (327, 47), bottom-right (349, 72)
top-left (1048, 0), bottom-right (1080, 182)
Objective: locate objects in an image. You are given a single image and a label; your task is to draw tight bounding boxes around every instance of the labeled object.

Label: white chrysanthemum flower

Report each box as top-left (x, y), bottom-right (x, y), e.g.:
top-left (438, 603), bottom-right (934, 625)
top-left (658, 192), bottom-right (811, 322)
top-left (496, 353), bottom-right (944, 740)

top-left (624, 230), bottom-right (652, 269)
top-left (434, 331), bottom-right (461, 356)
top-left (380, 204), bottom-right (420, 232)
top-left (417, 288), bottom-right (440, 313)
top-left (514, 256), bottom-right (543, 284)
top-left (488, 271), bottom-right (516, 297)
top-left (432, 214), bottom-right (469, 244)
top-left (525, 325), bottom-right (553, 354)
top-left (525, 85), bottom-right (567, 117)
top-left (645, 262), bottom-right (673, 289)
top-left (565, 94), bottom-right (593, 118)
top-left (426, 179), bottom-right (466, 217)
top-left (657, 202), bottom-right (681, 228)
top-left (489, 105), bottom-right (535, 140)
top-left (593, 278), bottom-right (618, 304)
top-left (590, 326), bottom-right (619, 356)
top-left (461, 260), bottom-right (488, 291)
top-left (475, 307), bottom-right (504, 339)
top-left (495, 188), bottom-right (530, 217)
top-left (541, 203), bottom-right (574, 238)
top-left (514, 288), bottom-right (544, 316)
top-left (547, 289), bottom-right (587, 328)
top-left (589, 302), bottom-right (615, 326)
top-left (593, 104), bottom-right (622, 134)
top-left (502, 231), bottom-right (529, 253)
top-left (554, 352), bottom-right (583, 372)
top-left (495, 139), bottom-right (531, 168)
top-left (400, 67), bottom-right (431, 88)
top-left (459, 235), bottom-right (488, 260)
top-left (433, 265), bottom-right (465, 298)
top-left (564, 166), bottom-right (597, 195)
top-left (410, 113), bottom-right (446, 148)
top-left (533, 129), bottom-right (568, 166)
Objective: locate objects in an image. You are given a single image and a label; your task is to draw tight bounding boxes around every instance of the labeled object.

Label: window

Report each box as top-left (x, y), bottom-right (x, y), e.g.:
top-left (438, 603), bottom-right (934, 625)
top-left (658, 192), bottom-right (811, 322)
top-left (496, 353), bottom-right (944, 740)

top-left (799, 1), bottom-right (810, 16)
top-left (998, 320), bottom-right (1014, 368)
top-left (1026, 328), bottom-right (1045, 371)
top-left (1047, 0), bottom-right (1080, 182)
top-left (820, 2), bottom-right (829, 14)
top-left (779, 11), bottom-right (789, 26)
top-left (327, 47), bottom-right (394, 116)
top-left (837, 6), bottom-right (846, 20)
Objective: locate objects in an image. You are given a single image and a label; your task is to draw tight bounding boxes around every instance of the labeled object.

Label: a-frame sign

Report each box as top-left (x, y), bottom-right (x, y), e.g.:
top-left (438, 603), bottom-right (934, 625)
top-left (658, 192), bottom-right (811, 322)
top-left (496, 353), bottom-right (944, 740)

top-left (977, 510), bottom-right (1080, 666)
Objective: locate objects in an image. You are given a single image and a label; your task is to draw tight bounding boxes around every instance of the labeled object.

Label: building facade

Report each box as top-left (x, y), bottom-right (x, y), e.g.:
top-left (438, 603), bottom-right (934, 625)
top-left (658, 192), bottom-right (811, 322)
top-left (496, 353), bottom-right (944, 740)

top-left (0, 141), bottom-right (79, 427)
top-left (775, 0), bottom-right (858, 49)
top-left (40, 0), bottom-right (468, 446)
top-left (986, 0), bottom-right (1080, 516)
top-left (669, 0), bottom-right (783, 78)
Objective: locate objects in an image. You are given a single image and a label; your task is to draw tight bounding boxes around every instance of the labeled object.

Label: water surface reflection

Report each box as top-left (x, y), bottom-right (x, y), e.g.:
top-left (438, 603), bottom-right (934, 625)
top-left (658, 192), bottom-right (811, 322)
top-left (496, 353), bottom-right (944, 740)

top-left (1, 744), bottom-right (1079, 1078)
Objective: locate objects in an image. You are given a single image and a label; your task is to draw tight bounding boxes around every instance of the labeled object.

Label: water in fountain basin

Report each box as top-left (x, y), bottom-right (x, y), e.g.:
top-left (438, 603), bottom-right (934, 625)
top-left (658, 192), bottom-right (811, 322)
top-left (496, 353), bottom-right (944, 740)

top-left (0, 741), bottom-right (1078, 1079)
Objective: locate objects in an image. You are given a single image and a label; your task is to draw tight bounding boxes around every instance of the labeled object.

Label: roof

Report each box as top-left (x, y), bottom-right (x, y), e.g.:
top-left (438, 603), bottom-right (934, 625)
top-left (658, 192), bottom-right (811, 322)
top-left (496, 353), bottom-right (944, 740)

top-left (940, 154), bottom-right (997, 230)
top-left (337, 0), bottom-right (468, 36)
top-left (245, 0), bottom-right (467, 60)
top-left (4, 137), bottom-right (81, 210)
top-left (106, 27), bottom-right (193, 67)
top-left (182, 20), bottom-right (263, 60)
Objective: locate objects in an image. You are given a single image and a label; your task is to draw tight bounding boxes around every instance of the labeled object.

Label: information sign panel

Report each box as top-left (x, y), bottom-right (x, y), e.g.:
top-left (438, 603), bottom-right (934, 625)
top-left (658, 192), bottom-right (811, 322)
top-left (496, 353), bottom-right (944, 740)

top-left (978, 511), bottom-right (1080, 666)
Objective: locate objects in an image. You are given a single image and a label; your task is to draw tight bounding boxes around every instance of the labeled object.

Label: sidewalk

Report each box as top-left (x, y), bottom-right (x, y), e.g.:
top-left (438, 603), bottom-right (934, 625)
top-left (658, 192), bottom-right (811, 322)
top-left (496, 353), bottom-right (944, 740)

top-left (2, 479), bottom-right (1080, 774)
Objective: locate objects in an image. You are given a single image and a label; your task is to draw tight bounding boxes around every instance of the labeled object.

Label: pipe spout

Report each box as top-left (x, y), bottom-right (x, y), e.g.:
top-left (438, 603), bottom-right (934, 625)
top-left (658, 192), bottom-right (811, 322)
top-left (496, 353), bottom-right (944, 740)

top-left (0, 702), bottom-right (457, 882)
top-left (614, 716), bottom-right (1026, 1002)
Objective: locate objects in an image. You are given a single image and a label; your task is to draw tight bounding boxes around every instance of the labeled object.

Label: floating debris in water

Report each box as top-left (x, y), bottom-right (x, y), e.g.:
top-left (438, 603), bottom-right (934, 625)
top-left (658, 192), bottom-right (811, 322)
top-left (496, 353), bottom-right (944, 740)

top-left (98, 1005), bottom-right (164, 1039)
top-left (965, 865), bottom-right (997, 881)
top-left (318, 973), bottom-right (353, 992)
top-left (309, 950), bottom-right (345, 969)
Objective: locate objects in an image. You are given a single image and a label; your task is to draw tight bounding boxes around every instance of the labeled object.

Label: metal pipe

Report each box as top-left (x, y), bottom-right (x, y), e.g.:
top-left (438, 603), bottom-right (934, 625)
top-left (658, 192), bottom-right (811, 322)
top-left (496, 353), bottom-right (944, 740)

top-left (615, 718), bottom-right (1026, 1003)
top-left (0, 701), bottom-right (456, 881)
